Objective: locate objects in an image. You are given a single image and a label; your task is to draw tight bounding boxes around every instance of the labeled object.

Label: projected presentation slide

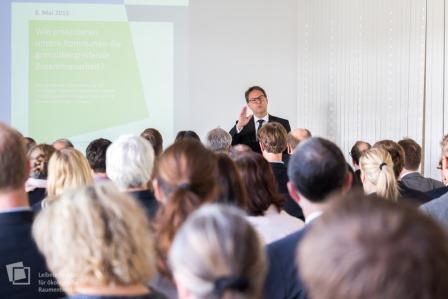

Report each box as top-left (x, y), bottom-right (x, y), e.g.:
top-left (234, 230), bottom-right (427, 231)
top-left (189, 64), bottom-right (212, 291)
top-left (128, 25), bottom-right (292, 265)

top-left (3, 0), bottom-right (188, 149)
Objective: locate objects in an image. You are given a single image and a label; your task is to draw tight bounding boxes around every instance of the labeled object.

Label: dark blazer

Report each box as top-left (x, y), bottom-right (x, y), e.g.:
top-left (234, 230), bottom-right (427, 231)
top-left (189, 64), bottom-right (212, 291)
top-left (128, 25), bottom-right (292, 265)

top-left (398, 181), bottom-right (432, 205)
top-left (128, 190), bottom-right (159, 219)
top-left (400, 172), bottom-right (445, 193)
top-left (27, 188), bottom-right (46, 207)
top-left (229, 115), bottom-right (291, 153)
top-left (426, 186), bottom-right (448, 199)
top-left (0, 211), bottom-right (64, 299)
top-left (270, 162), bottom-right (304, 221)
top-left (264, 226), bottom-right (310, 299)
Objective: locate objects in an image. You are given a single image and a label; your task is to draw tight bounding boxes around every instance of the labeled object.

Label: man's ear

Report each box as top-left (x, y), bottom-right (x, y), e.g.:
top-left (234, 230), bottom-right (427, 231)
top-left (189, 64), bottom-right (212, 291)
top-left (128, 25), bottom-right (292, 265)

top-left (287, 145), bottom-right (293, 155)
top-left (360, 170), bottom-right (366, 184)
top-left (342, 171), bottom-right (353, 193)
top-left (259, 142), bottom-right (265, 152)
top-left (152, 178), bottom-right (163, 202)
top-left (287, 181), bottom-right (301, 205)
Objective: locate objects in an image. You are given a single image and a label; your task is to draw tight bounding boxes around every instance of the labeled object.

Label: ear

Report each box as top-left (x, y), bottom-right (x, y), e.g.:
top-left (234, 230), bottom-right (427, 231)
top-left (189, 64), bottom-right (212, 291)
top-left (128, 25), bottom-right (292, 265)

top-left (287, 181), bottom-right (301, 205)
top-left (287, 145), bottom-right (293, 155)
top-left (259, 142), bottom-right (265, 152)
top-left (442, 155), bottom-right (448, 183)
top-left (152, 178), bottom-right (164, 203)
top-left (342, 171), bottom-right (353, 193)
top-left (360, 170), bottom-right (366, 184)
top-left (23, 160), bottom-right (30, 184)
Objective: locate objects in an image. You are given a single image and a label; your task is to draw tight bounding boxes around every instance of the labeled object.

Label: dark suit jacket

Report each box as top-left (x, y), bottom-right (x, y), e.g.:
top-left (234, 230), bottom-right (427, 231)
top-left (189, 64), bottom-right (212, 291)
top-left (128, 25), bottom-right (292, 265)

top-left (426, 186), bottom-right (448, 200)
top-left (400, 172), bottom-right (444, 193)
top-left (264, 226), bottom-right (310, 299)
top-left (398, 181), bottom-right (432, 205)
top-left (0, 211), bottom-right (64, 298)
top-left (229, 115), bottom-right (291, 153)
top-left (128, 190), bottom-right (159, 219)
top-left (270, 162), bottom-right (305, 221)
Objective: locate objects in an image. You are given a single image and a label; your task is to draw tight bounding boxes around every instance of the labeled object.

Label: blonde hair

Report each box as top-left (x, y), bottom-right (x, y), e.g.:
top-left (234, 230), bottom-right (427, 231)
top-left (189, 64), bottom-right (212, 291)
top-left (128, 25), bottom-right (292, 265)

top-left (360, 148), bottom-right (398, 201)
top-left (46, 148), bottom-right (93, 198)
top-left (169, 204), bottom-right (267, 299)
top-left (32, 183), bottom-right (156, 293)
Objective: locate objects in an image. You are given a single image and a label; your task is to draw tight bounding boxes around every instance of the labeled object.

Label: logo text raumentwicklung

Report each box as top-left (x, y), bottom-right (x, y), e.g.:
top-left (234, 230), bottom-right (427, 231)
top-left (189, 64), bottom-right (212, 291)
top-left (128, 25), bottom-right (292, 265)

top-left (6, 262), bottom-right (30, 285)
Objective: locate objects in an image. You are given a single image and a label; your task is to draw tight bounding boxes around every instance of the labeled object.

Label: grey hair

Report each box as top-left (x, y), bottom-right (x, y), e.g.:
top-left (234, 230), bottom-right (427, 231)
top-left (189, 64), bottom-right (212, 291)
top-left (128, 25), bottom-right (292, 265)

top-left (206, 128), bottom-right (232, 153)
top-left (106, 134), bottom-right (155, 189)
top-left (169, 204), bottom-right (267, 299)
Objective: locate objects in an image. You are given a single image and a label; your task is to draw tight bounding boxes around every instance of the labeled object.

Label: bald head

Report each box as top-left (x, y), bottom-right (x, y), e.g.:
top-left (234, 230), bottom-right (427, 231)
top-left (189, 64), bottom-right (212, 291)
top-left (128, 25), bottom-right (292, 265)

top-left (287, 128), bottom-right (312, 154)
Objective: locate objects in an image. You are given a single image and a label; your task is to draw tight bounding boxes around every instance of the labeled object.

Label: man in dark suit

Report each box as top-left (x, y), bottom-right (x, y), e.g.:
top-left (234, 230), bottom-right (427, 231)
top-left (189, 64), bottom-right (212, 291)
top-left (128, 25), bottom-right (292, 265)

top-left (264, 137), bottom-right (352, 299)
top-left (229, 86), bottom-right (291, 153)
top-left (0, 123), bottom-right (64, 299)
top-left (349, 140), bottom-right (371, 186)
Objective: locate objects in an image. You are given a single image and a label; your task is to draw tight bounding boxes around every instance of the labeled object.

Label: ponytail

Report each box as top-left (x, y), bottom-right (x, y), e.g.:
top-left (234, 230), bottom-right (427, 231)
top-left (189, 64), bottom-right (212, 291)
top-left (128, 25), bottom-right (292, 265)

top-left (376, 164), bottom-right (398, 201)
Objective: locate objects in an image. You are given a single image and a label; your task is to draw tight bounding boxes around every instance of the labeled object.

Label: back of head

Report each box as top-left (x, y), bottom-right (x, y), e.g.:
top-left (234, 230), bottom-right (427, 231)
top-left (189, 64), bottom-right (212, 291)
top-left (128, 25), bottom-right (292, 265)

top-left (288, 137), bottom-right (348, 202)
top-left (86, 138), bottom-right (111, 173)
top-left (298, 192), bottom-right (448, 299)
top-left (154, 140), bottom-right (218, 278)
top-left (106, 135), bottom-right (155, 190)
top-left (52, 138), bottom-right (74, 150)
top-left (398, 138), bottom-right (421, 171)
top-left (215, 153), bottom-right (248, 209)
top-left (206, 128), bottom-right (232, 153)
top-left (140, 128), bottom-right (163, 156)
top-left (442, 134), bottom-right (448, 157)
top-left (287, 128), bottom-right (312, 151)
top-left (24, 137), bottom-right (36, 153)
top-left (169, 204), bottom-right (267, 299)
top-left (234, 152), bottom-right (284, 215)
top-left (373, 140), bottom-right (404, 179)
top-left (47, 148), bottom-right (93, 197)
top-left (33, 183), bottom-right (155, 293)
top-left (175, 130), bottom-right (201, 142)
top-left (350, 140), bottom-right (371, 166)
top-left (258, 122), bottom-right (287, 154)
top-left (0, 123), bottom-right (27, 192)
top-left (229, 144), bottom-right (252, 159)
top-left (28, 144), bottom-right (55, 179)
top-left (360, 148), bottom-right (398, 201)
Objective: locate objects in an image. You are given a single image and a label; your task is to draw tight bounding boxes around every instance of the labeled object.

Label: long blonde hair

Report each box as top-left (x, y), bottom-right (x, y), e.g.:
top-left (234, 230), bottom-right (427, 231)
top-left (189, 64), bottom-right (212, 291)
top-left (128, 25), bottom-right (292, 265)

top-left (360, 148), bottom-right (398, 201)
top-left (46, 148), bottom-right (93, 198)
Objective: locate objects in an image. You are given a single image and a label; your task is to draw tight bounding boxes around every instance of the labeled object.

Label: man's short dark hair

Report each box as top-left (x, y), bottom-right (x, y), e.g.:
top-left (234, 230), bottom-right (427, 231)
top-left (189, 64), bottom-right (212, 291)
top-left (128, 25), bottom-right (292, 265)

top-left (398, 138), bottom-right (421, 171)
top-left (175, 130), bottom-right (200, 142)
top-left (86, 138), bottom-right (112, 173)
top-left (258, 122), bottom-right (287, 154)
top-left (141, 128), bottom-right (163, 156)
top-left (244, 86), bottom-right (267, 103)
top-left (288, 137), bottom-right (348, 202)
top-left (299, 192), bottom-right (448, 299)
top-left (373, 140), bottom-right (404, 179)
top-left (0, 123), bottom-right (27, 191)
top-left (350, 141), bottom-right (371, 165)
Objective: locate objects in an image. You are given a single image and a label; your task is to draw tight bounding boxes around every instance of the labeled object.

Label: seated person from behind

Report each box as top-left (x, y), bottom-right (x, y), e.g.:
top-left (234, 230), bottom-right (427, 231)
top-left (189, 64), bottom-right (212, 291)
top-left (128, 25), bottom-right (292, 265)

top-left (85, 138), bottom-right (111, 182)
top-left (26, 144), bottom-right (55, 206)
top-left (205, 127), bottom-right (233, 153)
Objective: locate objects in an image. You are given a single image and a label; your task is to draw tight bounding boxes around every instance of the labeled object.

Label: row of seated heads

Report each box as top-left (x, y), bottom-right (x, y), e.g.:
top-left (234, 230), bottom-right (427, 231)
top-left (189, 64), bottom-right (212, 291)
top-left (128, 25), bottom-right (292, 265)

top-left (5, 122), bottom-right (448, 299)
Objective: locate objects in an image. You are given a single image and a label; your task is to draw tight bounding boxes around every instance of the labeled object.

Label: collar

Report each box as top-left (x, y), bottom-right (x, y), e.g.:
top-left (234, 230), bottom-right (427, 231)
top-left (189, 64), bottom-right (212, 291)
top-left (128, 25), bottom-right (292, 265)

top-left (0, 207), bottom-right (32, 214)
top-left (253, 114), bottom-right (269, 123)
top-left (399, 171), bottom-right (419, 180)
top-left (305, 211), bottom-right (323, 224)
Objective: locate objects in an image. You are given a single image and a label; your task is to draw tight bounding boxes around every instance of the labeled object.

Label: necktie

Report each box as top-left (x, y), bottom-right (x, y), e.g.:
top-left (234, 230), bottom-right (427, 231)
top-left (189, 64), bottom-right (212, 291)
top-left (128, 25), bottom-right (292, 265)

top-left (256, 119), bottom-right (265, 140)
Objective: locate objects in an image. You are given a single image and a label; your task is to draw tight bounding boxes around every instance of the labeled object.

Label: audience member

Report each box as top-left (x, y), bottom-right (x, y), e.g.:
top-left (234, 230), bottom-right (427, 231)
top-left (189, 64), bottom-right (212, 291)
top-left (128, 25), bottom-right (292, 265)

top-left (24, 136), bottom-right (36, 153)
top-left (350, 140), bottom-right (371, 185)
top-left (52, 138), bottom-right (74, 150)
top-left (39, 148), bottom-right (93, 210)
top-left (0, 123), bottom-right (63, 298)
top-left (106, 135), bottom-right (158, 219)
top-left (26, 144), bottom-right (55, 205)
top-left (421, 134), bottom-right (448, 229)
top-left (286, 128), bottom-right (312, 154)
top-left (151, 140), bottom-right (218, 298)
top-left (214, 153), bottom-right (248, 209)
top-left (32, 183), bottom-right (164, 299)
top-left (86, 138), bottom-right (111, 182)
top-left (299, 192), bottom-right (448, 299)
top-left (141, 128), bottom-right (164, 157)
top-left (398, 138), bottom-right (444, 192)
top-left (264, 137), bottom-right (352, 299)
top-left (258, 122), bottom-right (304, 220)
top-left (229, 86), bottom-right (291, 153)
top-left (169, 204), bottom-right (266, 299)
top-left (359, 147), bottom-right (398, 201)
top-left (174, 130), bottom-right (200, 142)
top-left (229, 144), bottom-right (252, 159)
top-left (205, 127), bottom-right (232, 153)
top-left (374, 140), bottom-right (431, 204)
top-left (235, 152), bottom-right (304, 244)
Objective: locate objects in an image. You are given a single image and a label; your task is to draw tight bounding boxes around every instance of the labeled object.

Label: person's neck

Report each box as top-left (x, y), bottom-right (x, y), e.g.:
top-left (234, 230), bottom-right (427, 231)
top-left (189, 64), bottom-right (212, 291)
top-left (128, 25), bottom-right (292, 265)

top-left (93, 172), bottom-right (108, 178)
top-left (254, 112), bottom-right (268, 119)
top-left (363, 181), bottom-right (377, 195)
top-left (74, 284), bottom-right (149, 296)
top-left (301, 198), bottom-right (327, 220)
top-left (0, 188), bottom-right (30, 211)
top-left (400, 168), bottom-right (418, 177)
top-left (263, 152), bottom-right (283, 162)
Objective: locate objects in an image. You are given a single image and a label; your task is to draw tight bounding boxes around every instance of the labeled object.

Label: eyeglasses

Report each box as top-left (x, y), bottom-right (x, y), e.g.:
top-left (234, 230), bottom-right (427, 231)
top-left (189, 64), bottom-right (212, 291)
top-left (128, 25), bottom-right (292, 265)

top-left (248, 95), bottom-right (266, 104)
top-left (437, 160), bottom-right (443, 170)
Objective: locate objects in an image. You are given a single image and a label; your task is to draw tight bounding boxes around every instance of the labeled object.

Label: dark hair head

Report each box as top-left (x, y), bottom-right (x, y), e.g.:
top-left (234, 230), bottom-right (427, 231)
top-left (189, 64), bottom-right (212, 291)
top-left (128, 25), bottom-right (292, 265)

top-left (175, 130), bottom-right (200, 143)
top-left (24, 137), bottom-right (36, 153)
top-left (244, 86), bottom-right (267, 103)
top-left (154, 140), bottom-right (218, 278)
top-left (234, 152), bottom-right (284, 215)
top-left (86, 138), bottom-right (112, 173)
top-left (140, 128), bottom-right (163, 156)
top-left (288, 137), bottom-right (348, 203)
top-left (350, 141), bottom-right (371, 165)
top-left (0, 123), bottom-right (27, 191)
top-left (398, 138), bottom-right (421, 171)
top-left (28, 144), bottom-right (55, 179)
top-left (373, 140), bottom-right (404, 179)
top-left (258, 122), bottom-right (287, 154)
top-left (214, 153), bottom-right (248, 209)
top-left (299, 191), bottom-right (448, 299)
